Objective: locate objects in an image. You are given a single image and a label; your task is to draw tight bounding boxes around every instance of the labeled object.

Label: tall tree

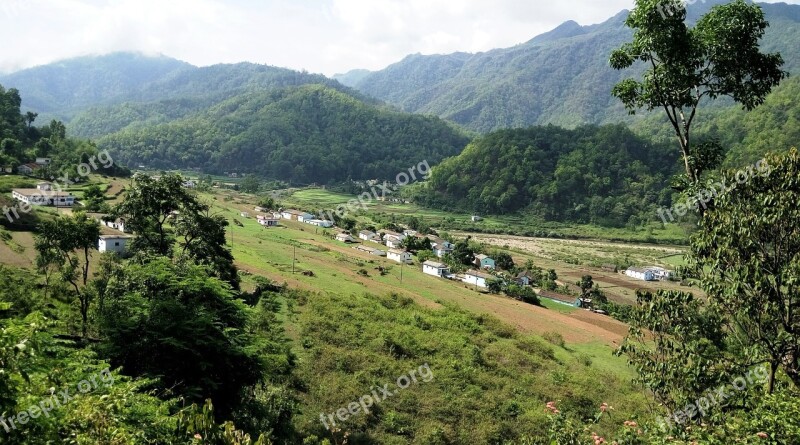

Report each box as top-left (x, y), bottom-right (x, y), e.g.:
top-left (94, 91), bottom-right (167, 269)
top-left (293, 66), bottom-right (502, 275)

top-left (34, 212), bottom-right (100, 337)
top-left (610, 0), bottom-right (786, 189)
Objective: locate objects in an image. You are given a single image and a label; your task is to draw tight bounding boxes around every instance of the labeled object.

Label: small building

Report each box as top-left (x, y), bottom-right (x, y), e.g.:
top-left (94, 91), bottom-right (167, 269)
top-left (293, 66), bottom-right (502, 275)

top-left (429, 237), bottom-right (454, 258)
top-left (12, 189), bottom-right (75, 207)
top-left (281, 209), bottom-right (305, 221)
top-left (387, 249), bottom-right (413, 264)
top-left (648, 266), bottom-right (674, 280)
top-left (2, 165), bottom-right (13, 174)
top-left (403, 229), bottom-right (417, 237)
top-left (254, 206), bottom-right (268, 213)
top-left (385, 236), bottom-right (404, 249)
top-left (35, 157), bottom-right (52, 166)
top-left (182, 180), bottom-right (197, 189)
top-left (359, 230), bottom-right (379, 242)
top-left (257, 215), bottom-right (279, 227)
top-left (306, 219), bottom-right (334, 228)
top-left (625, 267), bottom-right (656, 281)
top-left (462, 269), bottom-right (494, 288)
top-left (36, 182), bottom-right (53, 191)
top-left (297, 213), bottom-right (315, 223)
top-left (475, 254), bottom-right (496, 270)
top-left (240, 212), bottom-right (250, 218)
top-left (422, 261), bottom-right (450, 278)
top-left (100, 217), bottom-right (130, 233)
top-left (471, 215), bottom-right (483, 222)
top-left (98, 235), bottom-right (133, 255)
top-left (516, 270), bottom-right (534, 286)
top-left (17, 163), bottom-right (41, 175)
top-left (335, 233), bottom-right (357, 243)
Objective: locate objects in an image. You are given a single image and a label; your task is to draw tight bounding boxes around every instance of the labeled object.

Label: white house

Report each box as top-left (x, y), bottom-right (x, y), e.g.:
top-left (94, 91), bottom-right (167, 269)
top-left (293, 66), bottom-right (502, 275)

top-left (428, 236), bottom-right (454, 258)
top-left (385, 236), bottom-right (404, 249)
top-left (335, 233), bottom-right (356, 243)
top-left (12, 189), bottom-right (75, 207)
top-left (98, 235), bottom-right (133, 255)
top-left (471, 215), bottom-right (483, 222)
top-left (100, 217), bottom-right (130, 233)
top-left (462, 269), bottom-right (493, 288)
top-left (36, 182), bottom-right (53, 191)
top-left (240, 211), bottom-right (250, 218)
top-left (625, 267), bottom-right (656, 281)
top-left (35, 157), bottom-right (52, 166)
top-left (257, 215), bottom-right (279, 227)
top-left (297, 213), bottom-right (315, 223)
top-left (182, 180), bottom-right (197, 189)
top-left (422, 261), bottom-right (450, 278)
top-left (387, 249), bottom-right (412, 264)
top-left (281, 209), bottom-right (305, 221)
top-left (359, 230), bottom-right (379, 242)
top-left (306, 219), bottom-right (334, 228)
top-left (647, 266), bottom-right (674, 280)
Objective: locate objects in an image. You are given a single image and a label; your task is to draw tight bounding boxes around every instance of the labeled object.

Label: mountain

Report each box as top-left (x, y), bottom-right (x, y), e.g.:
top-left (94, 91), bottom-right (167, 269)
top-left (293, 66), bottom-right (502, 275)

top-left (410, 124), bottom-right (678, 227)
top-left (0, 52), bottom-right (192, 118)
top-left (92, 84), bottom-right (469, 183)
top-left (342, 1), bottom-right (800, 133)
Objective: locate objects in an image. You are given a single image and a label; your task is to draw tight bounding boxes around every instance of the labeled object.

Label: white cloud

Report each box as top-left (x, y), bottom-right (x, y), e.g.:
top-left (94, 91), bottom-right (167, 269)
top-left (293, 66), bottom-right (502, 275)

top-left (0, 0), bottom-right (797, 76)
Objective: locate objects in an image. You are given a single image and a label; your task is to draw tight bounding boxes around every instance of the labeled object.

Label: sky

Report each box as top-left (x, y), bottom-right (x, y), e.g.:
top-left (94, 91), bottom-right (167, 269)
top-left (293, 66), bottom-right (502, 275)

top-left (0, 0), bottom-right (797, 76)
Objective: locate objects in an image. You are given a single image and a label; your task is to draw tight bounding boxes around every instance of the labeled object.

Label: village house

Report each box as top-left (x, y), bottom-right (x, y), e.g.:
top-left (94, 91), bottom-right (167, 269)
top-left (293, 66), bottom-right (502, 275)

top-left (98, 235), bottom-right (134, 255)
top-left (12, 188), bottom-right (75, 207)
top-left (240, 211), bottom-right (250, 218)
top-left (358, 230), bottom-right (379, 242)
top-left (387, 249), bottom-right (413, 264)
top-left (16, 163), bottom-right (41, 176)
top-left (335, 233), bottom-right (357, 243)
top-left (462, 269), bottom-right (494, 289)
top-left (625, 267), bottom-right (656, 281)
top-left (280, 209), bottom-right (306, 221)
top-left (36, 182), bottom-right (53, 191)
top-left (305, 219), bottom-right (334, 228)
top-left (515, 270), bottom-right (534, 286)
top-left (182, 180), bottom-right (197, 189)
top-left (297, 213), bottom-right (315, 223)
top-left (99, 216), bottom-right (130, 233)
top-left (257, 215), bottom-right (279, 227)
top-left (471, 215), bottom-right (483, 222)
top-left (422, 260), bottom-right (450, 278)
top-left (475, 254), bottom-right (496, 270)
top-left (429, 237), bottom-right (454, 258)
top-left (35, 157), bottom-right (51, 166)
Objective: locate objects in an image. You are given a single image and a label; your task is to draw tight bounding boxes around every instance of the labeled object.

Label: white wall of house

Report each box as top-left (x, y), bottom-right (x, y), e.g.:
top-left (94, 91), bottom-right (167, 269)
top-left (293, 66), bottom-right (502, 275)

top-left (423, 263), bottom-right (449, 277)
top-left (462, 274), bottom-right (488, 288)
top-left (387, 251), bottom-right (412, 263)
top-left (98, 237), bottom-right (130, 254)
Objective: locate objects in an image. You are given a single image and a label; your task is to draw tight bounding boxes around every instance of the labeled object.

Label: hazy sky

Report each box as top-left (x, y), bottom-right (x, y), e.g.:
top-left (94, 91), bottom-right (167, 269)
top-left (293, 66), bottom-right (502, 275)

top-left (1, 0), bottom-right (797, 76)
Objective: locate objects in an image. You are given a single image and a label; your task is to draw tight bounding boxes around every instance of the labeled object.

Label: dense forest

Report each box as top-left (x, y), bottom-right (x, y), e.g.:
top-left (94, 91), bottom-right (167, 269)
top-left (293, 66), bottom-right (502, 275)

top-left (88, 85), bottom-right (469, 184)
top-left (411, 125), bottom-right (678, 227)
top-left (336, 1), bottom-right (800, 132)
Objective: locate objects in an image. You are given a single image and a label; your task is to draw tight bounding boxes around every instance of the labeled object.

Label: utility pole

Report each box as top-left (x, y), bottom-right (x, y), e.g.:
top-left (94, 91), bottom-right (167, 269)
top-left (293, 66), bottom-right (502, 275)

top-left (292, 245), bottom-right (296, 274)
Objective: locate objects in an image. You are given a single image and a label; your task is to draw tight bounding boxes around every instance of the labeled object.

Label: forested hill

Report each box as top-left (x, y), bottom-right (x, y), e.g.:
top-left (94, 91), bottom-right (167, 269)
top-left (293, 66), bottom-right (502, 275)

top-left (336, 1), bottom-right (800, 133)
top-left (410, 125), bottom-right (678, 227)
top-left (0, 52), bottom-right (364, 122)
top-left (95, 85), bottom-right (470, 183)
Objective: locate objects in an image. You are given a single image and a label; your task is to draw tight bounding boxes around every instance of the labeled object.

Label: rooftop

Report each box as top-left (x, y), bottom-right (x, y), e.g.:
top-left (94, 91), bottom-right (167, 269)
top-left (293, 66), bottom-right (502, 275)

top-left (12, 188), bottom-right (72, 198)
top-left (423, 261), bottom-right (449, 269)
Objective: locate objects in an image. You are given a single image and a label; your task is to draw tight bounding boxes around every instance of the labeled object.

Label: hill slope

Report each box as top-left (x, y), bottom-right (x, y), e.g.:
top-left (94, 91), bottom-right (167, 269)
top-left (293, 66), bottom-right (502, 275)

top-left (340, 1), bottom-right (800, 133)
top-left (95, 85), bottom-right (470, 183)
top-left (411, 125), bottom-right (678, 227)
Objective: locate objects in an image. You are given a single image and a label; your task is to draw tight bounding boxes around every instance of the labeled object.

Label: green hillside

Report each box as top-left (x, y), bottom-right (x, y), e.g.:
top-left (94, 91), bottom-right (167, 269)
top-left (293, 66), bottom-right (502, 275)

top-left (341, 1), bottom-right (800, 133)
top-left (93, 85), bottom-right (470, 183)
top-left (410, 124), bottom-right (678, 227)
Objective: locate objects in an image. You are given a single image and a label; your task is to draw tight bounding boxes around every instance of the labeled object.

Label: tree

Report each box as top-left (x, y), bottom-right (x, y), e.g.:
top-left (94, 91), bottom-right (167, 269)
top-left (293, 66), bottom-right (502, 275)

top-left (494, 251), bottom-right (515, 270)
top-left (97, 258), bottom-right (265, 417)
top-left (578, 275), bottom-right (594, 298)
top-left (610, 0), bottom-right (786, 188)
top-left (82, 183), bottom-right (107, 212)
top-left (175, 209), bottom-right (240, 290)
top-left (452, 236), bottom-right (475, 266)
top-left (239, 175), bottom-right (261, 194)
top-left (34, 212), bottom-right (100, 337)
top-left (687, 148), bottom-right (800, 392)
